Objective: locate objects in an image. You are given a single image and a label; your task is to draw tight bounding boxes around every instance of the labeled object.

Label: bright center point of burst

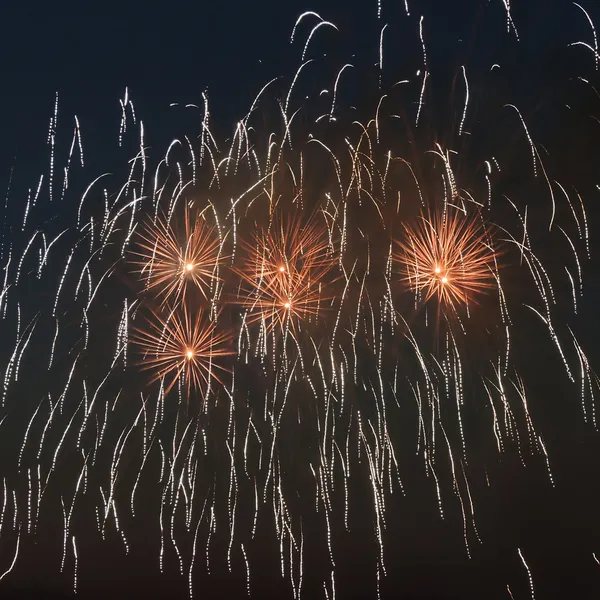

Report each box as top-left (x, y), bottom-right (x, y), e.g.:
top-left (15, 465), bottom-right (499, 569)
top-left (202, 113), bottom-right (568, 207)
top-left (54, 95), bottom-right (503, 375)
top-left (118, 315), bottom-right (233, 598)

top-left (441, 276), bottom-right (448, 284)
top-left (186, 349), bottom-right (194, 359)
top-left (434, 266), bottom-right (441, 274)
top-left (284, 302), bottom-right (291, 309)
top-left (186, 263), bottom-right (194, 272)
top-left (279, 266), bottom-right (285, 273)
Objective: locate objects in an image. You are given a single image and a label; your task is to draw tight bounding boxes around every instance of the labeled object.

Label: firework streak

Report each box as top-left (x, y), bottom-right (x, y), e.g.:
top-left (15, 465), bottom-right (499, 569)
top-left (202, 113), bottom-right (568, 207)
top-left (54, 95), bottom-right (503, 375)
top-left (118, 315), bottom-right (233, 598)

top-left (1, 2), bottom-right (599, 597)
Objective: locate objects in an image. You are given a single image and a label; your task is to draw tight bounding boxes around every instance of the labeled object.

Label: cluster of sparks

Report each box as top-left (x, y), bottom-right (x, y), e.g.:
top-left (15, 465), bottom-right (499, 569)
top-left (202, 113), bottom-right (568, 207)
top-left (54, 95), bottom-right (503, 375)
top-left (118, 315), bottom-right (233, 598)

top-left (132, 208), bottom-right (221, 308)
top-left (0, 2), bottom-right (599, 599)
top-left (134, 304), bottom-right (231, 397)
top-left (233, 214), bottom-right (336, 334)
top-left (395, 211), bottom-right (498, 313)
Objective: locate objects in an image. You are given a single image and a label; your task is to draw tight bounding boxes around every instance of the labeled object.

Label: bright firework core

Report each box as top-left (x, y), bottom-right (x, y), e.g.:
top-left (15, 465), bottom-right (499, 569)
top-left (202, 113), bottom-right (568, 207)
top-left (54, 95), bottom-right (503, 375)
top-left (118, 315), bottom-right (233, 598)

top-left (186, 349), bottom-right (194, 359)
top-left (186, 263), bottom-right (194, 272)
top-left (434, 265), bottom-right (448, 283)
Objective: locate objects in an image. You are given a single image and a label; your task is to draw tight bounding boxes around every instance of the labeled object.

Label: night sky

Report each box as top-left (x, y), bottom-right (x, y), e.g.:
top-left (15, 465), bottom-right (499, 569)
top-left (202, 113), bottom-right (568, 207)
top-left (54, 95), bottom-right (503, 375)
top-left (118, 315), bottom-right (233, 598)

top-left (1, 0), bottom-right (600, 599)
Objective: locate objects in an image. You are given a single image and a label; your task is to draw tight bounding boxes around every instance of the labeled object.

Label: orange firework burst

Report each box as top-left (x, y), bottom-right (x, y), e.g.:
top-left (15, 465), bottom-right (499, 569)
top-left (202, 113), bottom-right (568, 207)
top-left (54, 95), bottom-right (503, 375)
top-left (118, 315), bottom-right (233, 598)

top-left (131, 206), bottom-right (221, 308)
top-left (395, 209), bottom-right (498, 311)
top-left (234, 213), bottom-right (336, 332)
top-left (133, 305), bottom-right (232, 397)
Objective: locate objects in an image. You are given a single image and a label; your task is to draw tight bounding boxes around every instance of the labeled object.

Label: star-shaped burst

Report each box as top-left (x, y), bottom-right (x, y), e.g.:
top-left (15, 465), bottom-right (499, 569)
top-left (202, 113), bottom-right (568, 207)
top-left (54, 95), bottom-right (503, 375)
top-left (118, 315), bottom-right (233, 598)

top-left (233, 212), bottom-right (336, 333)
top-left (132, 206), bottom-right (222, 308)
top-left (133, 304), bottom-right (232, 399)
top-left (395, 209), bottom-right (498, 312)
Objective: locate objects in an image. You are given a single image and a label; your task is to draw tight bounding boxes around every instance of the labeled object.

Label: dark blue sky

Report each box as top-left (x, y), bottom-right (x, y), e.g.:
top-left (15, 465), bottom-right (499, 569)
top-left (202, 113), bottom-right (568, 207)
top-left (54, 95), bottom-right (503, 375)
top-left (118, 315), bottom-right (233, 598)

top-left (0, 0), bottom-right (595, 166)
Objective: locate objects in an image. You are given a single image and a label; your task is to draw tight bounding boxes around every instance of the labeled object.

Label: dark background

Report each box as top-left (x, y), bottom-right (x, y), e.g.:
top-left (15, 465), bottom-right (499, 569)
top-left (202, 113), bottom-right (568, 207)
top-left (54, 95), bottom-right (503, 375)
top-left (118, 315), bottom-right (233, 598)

top-left (1, 0), bottom-right (600, 598)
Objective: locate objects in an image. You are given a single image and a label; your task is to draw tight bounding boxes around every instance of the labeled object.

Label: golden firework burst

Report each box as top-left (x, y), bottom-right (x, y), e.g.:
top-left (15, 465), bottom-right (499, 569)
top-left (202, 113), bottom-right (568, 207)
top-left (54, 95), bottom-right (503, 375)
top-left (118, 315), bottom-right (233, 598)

top-left (131, 206), bottom-right (221, 308)
top-left (133, 304), bottom-right (232, 398)
top-left (234, 213), bottom-right (336, 332)
top-left (395, 209), bottom-right (498, 311)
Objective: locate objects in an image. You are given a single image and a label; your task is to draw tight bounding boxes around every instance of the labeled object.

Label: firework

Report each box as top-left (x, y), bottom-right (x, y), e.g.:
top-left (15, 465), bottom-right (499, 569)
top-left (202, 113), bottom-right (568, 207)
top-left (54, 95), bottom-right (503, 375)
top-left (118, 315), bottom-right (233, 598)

top-left (131, 206), bottom-right (221, 308)
top-left (133, 304), bottom-right (231, 397)
top-left (0, 2), bottom-right (598, 599)
top-left (395, 209), bottom-right (498, 313)
top-left (234, 212), bottom-right (336, 333)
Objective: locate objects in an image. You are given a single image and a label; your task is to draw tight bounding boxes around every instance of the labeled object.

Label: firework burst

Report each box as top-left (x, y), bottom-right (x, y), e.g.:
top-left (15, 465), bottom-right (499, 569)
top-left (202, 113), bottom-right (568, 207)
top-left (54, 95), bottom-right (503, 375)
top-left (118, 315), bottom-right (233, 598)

top-left (132, 206), bottom-right (221, 308)
top-left (395, 209), bottom-right (499, 313)
top-left (133, 304), bottom-right (231, 398)
top-left (234, 212), bottom-right (336, 332)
